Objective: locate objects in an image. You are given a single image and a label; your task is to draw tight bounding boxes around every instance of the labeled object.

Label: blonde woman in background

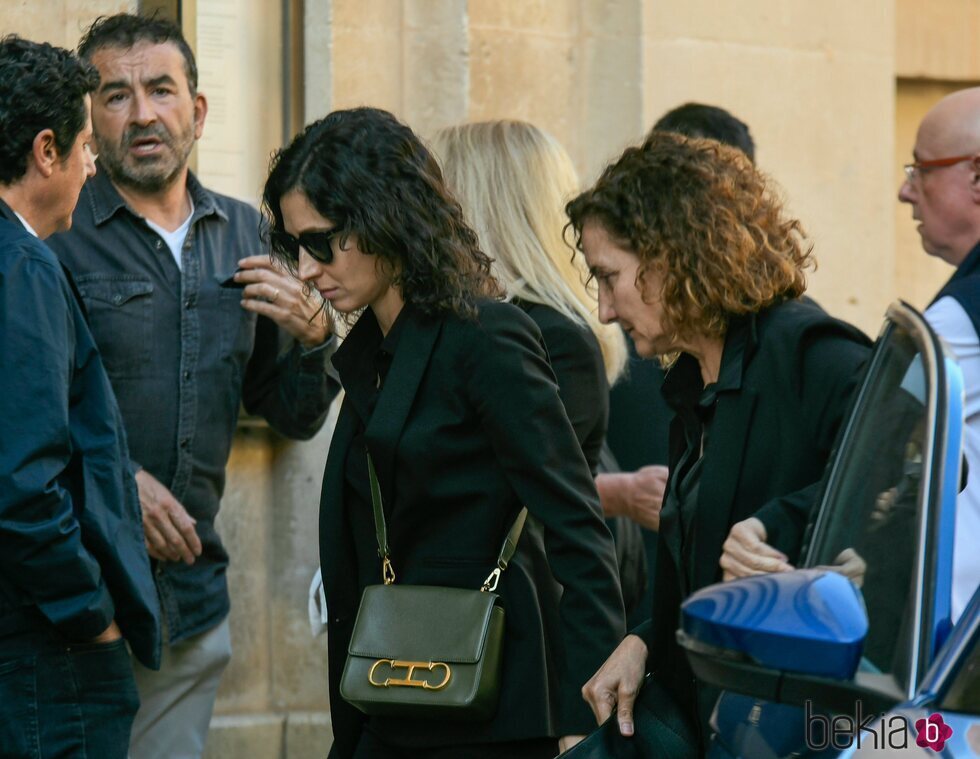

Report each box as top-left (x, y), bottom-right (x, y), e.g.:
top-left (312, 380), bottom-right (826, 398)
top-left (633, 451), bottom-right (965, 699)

top-left (433, 121), bottom-right (652, 634)
top-left (434, 122), bottom-right (667, 559)
top-left (434, 119), bottom-right (634, 751)
top-left (433, 120), bottom-right (626, 474)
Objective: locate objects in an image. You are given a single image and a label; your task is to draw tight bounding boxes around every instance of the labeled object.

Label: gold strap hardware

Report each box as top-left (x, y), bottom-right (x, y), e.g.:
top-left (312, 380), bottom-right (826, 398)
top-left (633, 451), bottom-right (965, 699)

top-left (368, 659), bottom-right (452, 690)
top-left (481, 567), bottom-right (501, 592)
top-left (382, 556), bottom-right (396, 585)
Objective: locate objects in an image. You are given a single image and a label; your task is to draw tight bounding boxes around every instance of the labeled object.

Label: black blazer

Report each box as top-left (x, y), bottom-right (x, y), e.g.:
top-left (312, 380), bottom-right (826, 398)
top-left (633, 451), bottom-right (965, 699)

top-left (639, 299), bottom-right (872, 744)
top-left (321, 301), bottom-right (625, 756)
top-left (514, 300), bottom-right (608, 474)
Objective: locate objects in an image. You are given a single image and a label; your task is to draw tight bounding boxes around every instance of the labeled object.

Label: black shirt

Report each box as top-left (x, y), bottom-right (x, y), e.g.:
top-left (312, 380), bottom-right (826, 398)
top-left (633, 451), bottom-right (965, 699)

top-left (662, 318), bottom-right (749, 595)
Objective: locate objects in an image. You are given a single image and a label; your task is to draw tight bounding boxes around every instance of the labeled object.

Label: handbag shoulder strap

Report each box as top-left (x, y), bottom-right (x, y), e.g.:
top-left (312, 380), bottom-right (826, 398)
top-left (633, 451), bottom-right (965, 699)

top-left (365, 451), bottom-right (526, 591)
top-left (482, 507), bottom-right (527, 592)
top-left (365, 453), bottom-right (395, 584)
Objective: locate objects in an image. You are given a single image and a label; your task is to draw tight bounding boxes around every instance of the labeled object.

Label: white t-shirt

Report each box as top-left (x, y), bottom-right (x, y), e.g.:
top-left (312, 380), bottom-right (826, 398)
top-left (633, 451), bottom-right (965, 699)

top-left (924, 295), bottom-right (980, 622)
top-left (145, 199), bottom-right (194, 270)
top-left (14, 211), bottom-right (38, 237)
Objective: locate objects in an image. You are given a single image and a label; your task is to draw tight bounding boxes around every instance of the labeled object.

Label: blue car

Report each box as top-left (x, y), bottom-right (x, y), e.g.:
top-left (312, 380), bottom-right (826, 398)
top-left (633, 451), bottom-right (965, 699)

top-left (678, 302), bottom-right (980, 757)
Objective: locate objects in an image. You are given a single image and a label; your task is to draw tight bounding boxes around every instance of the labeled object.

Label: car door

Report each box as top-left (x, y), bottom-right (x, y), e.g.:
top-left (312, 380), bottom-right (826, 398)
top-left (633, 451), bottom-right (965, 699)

top-left (845, 592), bottom-right (980, 758)
top-left (706, 301), bottom-right (964, 758)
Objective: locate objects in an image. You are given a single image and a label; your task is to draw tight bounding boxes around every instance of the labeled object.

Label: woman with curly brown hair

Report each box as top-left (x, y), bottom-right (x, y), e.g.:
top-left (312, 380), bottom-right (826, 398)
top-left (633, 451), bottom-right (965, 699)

top-left (568, 131), bottom-right (871, 754)
top-left (262, 108), bottom-right (625, 759)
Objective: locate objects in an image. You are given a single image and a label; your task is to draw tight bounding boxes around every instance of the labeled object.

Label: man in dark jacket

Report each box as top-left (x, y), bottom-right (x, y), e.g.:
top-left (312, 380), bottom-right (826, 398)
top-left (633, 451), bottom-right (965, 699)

top-left (0, 35), bottom-right (161, 758)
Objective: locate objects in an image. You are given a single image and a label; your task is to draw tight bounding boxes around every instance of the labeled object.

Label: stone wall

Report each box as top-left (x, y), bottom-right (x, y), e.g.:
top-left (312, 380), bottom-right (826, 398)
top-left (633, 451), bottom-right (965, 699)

top-left (206, 413), bottom-right (338, 758)
top-left (0, 0), bottom-right (134, 47)
top-left (313, 0), bottom-right (898, 335)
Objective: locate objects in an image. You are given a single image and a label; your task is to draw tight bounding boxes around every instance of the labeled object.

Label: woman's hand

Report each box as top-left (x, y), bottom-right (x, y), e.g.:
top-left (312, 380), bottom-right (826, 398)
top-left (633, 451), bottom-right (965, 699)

top-left (558, 735), bottom-right (586, 752)
top-left (719, 517), bottom-right (794, 581)
top-left (236, 255), bottom-right (333, 348)
top-left (581, 634), bottom-right (648, 737)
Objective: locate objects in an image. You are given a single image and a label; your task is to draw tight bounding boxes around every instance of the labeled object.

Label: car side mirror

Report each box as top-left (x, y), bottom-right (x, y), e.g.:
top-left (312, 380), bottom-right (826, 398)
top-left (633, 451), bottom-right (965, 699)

top-left (678, 569), bottom-right (902, 715)
top-left (680, 569), bottom-right (867, 679)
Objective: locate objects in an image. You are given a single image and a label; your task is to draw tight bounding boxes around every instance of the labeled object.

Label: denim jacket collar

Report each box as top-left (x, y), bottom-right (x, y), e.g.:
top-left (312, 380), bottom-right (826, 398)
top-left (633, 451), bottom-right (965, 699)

top-left (87, 166), bottom-right (229, 227)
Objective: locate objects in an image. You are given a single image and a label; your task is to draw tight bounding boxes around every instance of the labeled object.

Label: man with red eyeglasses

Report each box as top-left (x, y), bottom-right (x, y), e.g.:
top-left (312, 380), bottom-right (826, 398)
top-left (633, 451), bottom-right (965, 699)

top-left (899, 86), bottom-right (980, 623)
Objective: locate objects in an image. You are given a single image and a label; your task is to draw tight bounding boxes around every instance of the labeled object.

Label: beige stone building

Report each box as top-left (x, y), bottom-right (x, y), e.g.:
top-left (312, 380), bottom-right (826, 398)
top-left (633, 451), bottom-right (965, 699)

top-left (3, 0), bottom-right (978, 756)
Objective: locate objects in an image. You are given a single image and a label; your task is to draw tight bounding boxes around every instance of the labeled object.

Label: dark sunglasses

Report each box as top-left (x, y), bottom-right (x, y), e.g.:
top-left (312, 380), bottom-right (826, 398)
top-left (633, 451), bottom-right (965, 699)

top-left (271, 227), bottom-right (341, 265)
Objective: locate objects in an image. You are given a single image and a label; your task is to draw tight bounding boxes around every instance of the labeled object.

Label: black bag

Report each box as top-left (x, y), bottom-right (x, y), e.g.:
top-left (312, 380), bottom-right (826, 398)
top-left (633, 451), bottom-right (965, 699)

top-left (559, 678), bottom-right (697, 758)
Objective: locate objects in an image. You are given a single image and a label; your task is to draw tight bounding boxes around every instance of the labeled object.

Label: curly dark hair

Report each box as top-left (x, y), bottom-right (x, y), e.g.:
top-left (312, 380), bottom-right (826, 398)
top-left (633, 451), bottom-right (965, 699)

top-left (0, 36), bottom-right (99, 185)
top-left (566, 131), bottom-right (813, 345)
top-left (263, 107), bottom-right (503, 320)
top-left (78, 13), bottom-right (198, 94)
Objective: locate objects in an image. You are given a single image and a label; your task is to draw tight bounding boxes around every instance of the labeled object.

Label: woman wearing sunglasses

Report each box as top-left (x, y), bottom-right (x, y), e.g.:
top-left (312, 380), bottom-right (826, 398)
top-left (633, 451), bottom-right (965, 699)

top-left (262, 107), bottom-right (625, 759)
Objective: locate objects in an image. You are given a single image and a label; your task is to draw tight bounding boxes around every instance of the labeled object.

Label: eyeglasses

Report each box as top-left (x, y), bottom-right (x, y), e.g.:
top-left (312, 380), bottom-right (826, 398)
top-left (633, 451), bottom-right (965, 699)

top-left (270, 227), bottom-right (341, 265)
top-left (903, 154), bottom-right (976, 182)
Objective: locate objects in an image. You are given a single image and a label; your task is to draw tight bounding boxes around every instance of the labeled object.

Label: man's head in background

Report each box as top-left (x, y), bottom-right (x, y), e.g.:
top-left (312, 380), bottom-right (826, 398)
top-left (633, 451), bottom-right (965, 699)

top-left (650, 102), bottom-right (755, 164)
top-left (898, 87), bottom-right (980, 267)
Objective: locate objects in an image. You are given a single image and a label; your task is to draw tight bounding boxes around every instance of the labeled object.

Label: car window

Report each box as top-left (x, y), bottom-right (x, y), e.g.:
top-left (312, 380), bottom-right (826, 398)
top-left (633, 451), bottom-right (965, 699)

top-left (939, 626), bottom-right (979, 712)
top-left (804, 321), bottom-right (935, 694)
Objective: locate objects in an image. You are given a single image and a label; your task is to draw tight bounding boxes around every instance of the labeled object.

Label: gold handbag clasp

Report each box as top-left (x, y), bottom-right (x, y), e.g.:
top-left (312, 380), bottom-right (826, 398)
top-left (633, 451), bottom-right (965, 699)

top-left (368, 659), bottom-right (451, 690)
top-left (382, 556), bottom-right (396, 585)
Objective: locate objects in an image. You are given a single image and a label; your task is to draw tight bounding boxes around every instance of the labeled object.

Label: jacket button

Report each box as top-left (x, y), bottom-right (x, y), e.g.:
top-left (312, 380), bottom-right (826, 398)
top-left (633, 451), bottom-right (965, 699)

top-left (183, 371), bottom-right (191, 381)
top-left (155, 240), bottom-right (162, 249)
top-left (179, 438), bottom-right (189, 449)
top-left (184, 298), bottom-right (193, 309)
top-left (113, 294), bottom-right (123, 304)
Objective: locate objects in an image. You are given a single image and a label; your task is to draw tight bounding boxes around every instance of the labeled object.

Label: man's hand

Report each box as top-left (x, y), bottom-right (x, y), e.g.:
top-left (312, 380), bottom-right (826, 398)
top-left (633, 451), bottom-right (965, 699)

top-left (135, 469), bottom-right (202, 564)
top-left (626, 465), bottom-right (668, 530)
top-left (596, 465), bottom-right (668, 531)
top-left (90, 620), bottom-right (123, 644)
top-left (235, 255), bottom-right (332, 348)
top-left (581, 634), bottom-right (648, 737)
top-left (720, 517), bottom-right (794, 581)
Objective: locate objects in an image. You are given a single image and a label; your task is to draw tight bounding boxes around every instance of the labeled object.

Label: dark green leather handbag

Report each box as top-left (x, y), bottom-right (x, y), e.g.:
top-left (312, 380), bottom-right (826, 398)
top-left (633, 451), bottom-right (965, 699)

top-left (339, 454), bottom-right (526, 720)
